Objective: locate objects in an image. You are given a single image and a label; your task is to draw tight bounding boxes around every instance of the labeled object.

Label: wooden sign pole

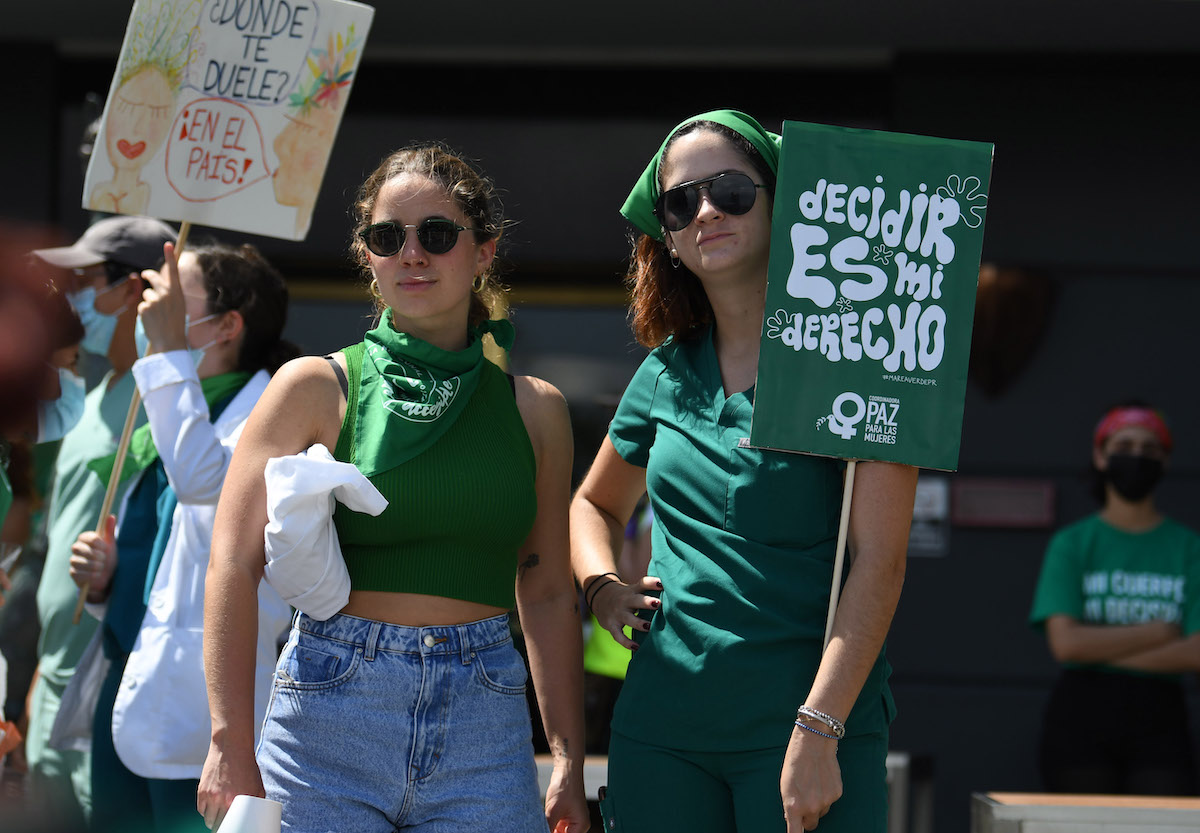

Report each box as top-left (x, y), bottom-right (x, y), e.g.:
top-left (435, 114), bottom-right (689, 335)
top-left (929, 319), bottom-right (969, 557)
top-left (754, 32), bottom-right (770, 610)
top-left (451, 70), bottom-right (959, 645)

top-left (823, 459), bottom-right (857, 650)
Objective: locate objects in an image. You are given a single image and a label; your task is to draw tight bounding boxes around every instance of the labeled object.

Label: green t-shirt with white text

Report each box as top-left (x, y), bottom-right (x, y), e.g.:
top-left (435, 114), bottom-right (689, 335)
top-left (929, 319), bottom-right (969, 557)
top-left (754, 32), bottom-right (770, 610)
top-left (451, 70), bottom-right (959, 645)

top-left (1030, 514), bottom-right (1200, 675)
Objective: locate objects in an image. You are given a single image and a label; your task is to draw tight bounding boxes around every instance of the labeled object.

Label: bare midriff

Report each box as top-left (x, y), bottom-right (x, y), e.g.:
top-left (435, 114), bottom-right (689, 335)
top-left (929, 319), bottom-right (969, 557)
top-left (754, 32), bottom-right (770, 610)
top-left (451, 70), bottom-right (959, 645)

top-left (341, 590), bottom-right (508, 627)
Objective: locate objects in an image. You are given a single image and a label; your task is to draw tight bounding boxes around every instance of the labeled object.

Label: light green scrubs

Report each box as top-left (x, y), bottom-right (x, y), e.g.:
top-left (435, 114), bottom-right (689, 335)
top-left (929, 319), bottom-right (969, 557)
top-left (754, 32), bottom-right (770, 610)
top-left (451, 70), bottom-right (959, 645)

top-left (27, 370), bottom-right (144, 825)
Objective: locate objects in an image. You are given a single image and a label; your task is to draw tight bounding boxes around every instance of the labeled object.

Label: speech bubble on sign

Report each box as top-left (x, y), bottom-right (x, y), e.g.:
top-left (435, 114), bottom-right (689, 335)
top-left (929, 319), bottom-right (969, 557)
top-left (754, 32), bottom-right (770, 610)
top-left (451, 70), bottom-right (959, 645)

top-left (187, 0), bottom-right (320, 105)
top-left (165, 98), bottom-right (272, 201)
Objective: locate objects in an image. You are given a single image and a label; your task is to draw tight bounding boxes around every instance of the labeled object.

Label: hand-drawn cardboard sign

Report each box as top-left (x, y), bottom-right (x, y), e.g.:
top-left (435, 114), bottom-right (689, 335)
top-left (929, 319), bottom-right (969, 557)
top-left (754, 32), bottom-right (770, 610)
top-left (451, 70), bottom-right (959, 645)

top-left (83, 0), bottom-right (374, 240)
top-left (750, 121), bottom-right (994, 471)
top-left (166, 97), bottom-right (272, 200)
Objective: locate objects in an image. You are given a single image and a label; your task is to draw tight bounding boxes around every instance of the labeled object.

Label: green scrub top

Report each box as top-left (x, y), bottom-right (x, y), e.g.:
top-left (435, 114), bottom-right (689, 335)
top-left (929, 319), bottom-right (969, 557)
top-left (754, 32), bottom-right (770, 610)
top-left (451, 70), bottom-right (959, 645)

top-left (608, 328), bottom-right (893, 752)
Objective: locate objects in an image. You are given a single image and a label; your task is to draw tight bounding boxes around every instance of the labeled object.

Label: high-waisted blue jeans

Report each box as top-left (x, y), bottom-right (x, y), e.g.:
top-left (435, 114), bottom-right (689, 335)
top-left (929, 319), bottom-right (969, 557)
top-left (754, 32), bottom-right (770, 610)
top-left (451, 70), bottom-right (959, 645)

top-left (257, 612), bottom-right (546, 832)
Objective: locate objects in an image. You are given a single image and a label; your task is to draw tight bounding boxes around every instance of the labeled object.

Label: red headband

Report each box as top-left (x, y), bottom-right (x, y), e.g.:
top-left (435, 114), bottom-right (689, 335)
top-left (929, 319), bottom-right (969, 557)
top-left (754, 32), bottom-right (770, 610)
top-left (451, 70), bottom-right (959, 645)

top-left (1093, 407), bottom-right (1172, 453)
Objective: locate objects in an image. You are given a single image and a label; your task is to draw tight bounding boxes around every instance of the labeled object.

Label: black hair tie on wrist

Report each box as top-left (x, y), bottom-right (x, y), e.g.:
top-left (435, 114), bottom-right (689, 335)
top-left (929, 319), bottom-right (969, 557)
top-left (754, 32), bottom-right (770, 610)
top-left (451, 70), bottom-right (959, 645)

top-left (584, 572), bottom-right (622, 612)
top-left (585, 579), bottom-right (615, 611)
top-left (583, 571), bottom-right (620, 597)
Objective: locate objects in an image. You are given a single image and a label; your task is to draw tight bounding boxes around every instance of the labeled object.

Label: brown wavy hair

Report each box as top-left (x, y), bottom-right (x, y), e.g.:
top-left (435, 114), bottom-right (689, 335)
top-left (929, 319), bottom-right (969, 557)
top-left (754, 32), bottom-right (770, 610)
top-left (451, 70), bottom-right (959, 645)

top-left (626, 121), bottom-right (776, 349)
top-left (350, 143), bottom-right (508, 329)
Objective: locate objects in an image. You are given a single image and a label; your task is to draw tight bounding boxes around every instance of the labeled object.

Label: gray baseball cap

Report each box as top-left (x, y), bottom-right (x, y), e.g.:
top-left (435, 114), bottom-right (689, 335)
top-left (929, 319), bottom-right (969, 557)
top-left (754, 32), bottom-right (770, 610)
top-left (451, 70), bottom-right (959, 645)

top-left (32, 216), bottom-right (178, 270)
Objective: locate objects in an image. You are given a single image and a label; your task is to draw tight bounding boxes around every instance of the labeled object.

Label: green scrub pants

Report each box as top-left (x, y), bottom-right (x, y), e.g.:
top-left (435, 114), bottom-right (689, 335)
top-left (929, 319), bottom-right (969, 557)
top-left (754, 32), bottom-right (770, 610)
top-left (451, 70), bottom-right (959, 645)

top-left (602, 728), bottom-right (889, 833)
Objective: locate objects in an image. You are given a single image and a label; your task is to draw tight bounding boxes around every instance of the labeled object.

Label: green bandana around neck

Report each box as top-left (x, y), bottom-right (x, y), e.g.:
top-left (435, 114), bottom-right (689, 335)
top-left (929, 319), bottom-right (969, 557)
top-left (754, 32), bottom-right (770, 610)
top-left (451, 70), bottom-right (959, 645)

top-left (620, 109), bottom-right (783, 240)
top-left (354, 308), bottom-right (515, 477)
top-left (88, 370), bottom-right (252, 486)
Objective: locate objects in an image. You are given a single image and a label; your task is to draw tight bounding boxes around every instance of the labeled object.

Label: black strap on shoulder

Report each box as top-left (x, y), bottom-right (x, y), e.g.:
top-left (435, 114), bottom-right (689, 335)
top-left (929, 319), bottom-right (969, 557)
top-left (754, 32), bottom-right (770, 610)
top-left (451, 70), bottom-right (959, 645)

top-left (507, 373), bottom-right (516, 397)
top-left (332, 344), bottom-right (363, 464)
top-left (325, 355), bottom-right (349, 400)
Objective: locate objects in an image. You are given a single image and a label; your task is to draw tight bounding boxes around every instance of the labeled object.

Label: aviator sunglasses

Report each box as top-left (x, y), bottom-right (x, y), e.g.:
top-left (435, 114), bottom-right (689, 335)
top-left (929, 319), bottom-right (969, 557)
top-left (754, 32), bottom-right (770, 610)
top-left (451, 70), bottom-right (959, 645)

top-left (654, 171), bottom-right (766, 232)
top-left (358, 218), bottom-right (480, 257)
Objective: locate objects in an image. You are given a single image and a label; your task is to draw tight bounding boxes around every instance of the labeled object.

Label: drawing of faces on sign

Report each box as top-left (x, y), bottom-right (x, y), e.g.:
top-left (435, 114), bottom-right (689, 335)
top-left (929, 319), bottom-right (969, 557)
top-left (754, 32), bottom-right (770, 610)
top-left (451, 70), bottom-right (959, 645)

top-left (89, 0), bottom-right (201, 214)
top-left (155, 0), bottom-right (319, 211)
top-left (272, 25), bottom-right (361, 234)
top-left (272, 104), bottom-right (338, 230)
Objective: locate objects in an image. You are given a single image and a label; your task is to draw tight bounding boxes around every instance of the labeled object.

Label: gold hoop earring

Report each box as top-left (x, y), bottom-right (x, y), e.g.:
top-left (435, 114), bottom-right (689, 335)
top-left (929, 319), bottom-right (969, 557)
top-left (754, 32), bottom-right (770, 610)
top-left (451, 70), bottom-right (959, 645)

top-left (473, 273), bottom-right (487, 293)
top-left (669, 247), bottom-right (680, 269)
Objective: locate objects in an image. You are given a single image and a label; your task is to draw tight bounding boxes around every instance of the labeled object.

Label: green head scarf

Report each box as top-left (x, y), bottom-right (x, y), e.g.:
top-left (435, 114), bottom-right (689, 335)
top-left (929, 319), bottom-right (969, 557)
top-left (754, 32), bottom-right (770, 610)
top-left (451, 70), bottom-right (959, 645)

top-left (619, 109), bottom-right (783, 241)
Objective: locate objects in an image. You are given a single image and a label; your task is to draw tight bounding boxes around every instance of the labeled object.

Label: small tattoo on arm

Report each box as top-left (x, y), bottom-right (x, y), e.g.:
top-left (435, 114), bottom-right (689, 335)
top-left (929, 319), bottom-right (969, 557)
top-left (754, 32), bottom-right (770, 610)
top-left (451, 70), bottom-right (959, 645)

top-left (552, 737), bottom-right (569, 760)
top-left (518, 552), bottom-right (540, 581)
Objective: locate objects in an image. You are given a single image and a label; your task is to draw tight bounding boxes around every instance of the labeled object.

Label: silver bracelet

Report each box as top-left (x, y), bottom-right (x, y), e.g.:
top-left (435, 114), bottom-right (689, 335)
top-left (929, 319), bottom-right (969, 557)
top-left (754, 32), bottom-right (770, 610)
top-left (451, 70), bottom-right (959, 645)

top-left (796, 705), bottom-right (846, 739)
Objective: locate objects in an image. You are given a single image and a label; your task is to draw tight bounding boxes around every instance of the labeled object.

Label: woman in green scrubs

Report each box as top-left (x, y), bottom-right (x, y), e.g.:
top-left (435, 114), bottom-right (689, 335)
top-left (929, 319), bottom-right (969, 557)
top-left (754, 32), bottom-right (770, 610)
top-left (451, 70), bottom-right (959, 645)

top-left (570, 110), bottom-right (918, 833)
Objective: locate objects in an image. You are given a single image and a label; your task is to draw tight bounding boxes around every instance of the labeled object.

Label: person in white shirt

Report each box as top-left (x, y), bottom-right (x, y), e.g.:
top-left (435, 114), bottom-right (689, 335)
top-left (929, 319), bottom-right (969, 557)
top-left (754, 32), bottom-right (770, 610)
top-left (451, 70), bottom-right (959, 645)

top-left (69, 240), bottom-right (296, 833)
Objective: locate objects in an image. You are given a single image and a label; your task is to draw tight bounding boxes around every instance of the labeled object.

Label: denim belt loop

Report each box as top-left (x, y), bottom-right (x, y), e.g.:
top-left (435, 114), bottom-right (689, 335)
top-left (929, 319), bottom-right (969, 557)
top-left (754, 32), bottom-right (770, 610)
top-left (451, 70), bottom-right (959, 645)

top-left (364, 621), bottom-right (382, 661)
top-left (458, 624), bottom-right (473, 665)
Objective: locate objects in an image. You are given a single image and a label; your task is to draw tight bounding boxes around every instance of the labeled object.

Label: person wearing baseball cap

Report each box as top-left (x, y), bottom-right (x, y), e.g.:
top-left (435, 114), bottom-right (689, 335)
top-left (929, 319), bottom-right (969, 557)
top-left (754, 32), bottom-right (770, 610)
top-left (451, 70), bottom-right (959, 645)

top-left (24, 215), bottom-right (173, 829)
top-left (33, 216), bottom-right (177, 363)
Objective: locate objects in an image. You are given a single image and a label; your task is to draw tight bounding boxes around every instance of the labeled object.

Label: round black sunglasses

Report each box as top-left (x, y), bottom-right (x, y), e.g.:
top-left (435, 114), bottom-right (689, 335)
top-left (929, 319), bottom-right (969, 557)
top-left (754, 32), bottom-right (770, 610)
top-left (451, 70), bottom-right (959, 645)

top-left (654, 171), bottom-right (766, 232)
top-left (358, 218), bottom-right (479, 257)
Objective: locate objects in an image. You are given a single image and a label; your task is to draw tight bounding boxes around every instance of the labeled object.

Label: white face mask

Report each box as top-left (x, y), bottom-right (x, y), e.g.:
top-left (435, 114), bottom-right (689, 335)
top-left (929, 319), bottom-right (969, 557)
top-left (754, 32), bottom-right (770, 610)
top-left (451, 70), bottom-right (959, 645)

top-left (37, 367), bottom-right (87, 444)
top-left (134, 312), bottom-right (220, 368)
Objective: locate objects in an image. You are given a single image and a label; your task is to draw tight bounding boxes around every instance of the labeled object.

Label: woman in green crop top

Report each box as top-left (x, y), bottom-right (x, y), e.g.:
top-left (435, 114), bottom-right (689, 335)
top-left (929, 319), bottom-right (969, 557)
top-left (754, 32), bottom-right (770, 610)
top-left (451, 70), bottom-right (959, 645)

top-left (198, 145), bottom-right (588, 833)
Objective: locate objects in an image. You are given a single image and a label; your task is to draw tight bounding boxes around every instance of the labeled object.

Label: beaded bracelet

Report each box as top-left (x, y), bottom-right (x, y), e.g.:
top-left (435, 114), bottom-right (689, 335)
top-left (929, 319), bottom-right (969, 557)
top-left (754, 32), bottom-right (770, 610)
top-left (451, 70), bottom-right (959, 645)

top-left (794, 719), bottom-right (840, 741)
top-left (796, 705), bottom-right (846, 739)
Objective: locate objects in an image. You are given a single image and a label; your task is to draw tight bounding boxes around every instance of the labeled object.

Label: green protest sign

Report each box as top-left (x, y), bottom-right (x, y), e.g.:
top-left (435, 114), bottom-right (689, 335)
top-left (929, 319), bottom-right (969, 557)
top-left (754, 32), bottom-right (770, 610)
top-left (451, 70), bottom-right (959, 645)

top-left (750, 121), bottom-right (993, 471)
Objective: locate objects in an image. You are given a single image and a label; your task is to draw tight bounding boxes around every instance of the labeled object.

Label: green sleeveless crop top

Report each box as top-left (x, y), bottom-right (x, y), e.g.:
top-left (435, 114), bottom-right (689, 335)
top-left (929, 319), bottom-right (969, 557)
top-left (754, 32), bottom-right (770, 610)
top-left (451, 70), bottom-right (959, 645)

top-left (331, 342), bottom-right (537, 609)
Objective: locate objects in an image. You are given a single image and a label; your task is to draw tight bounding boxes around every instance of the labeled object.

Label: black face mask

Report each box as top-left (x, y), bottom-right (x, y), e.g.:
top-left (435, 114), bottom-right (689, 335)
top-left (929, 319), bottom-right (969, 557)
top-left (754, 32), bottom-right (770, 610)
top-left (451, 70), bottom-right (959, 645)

top-left (1105, 454), bottom-right (1164, 502)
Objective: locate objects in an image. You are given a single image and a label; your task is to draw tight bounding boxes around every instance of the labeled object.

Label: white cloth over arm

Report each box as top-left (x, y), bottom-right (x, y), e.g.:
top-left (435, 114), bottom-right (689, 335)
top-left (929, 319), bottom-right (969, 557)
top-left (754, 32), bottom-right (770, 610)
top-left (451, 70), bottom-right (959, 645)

top-left (263, 443), bottom-right (387, 620)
